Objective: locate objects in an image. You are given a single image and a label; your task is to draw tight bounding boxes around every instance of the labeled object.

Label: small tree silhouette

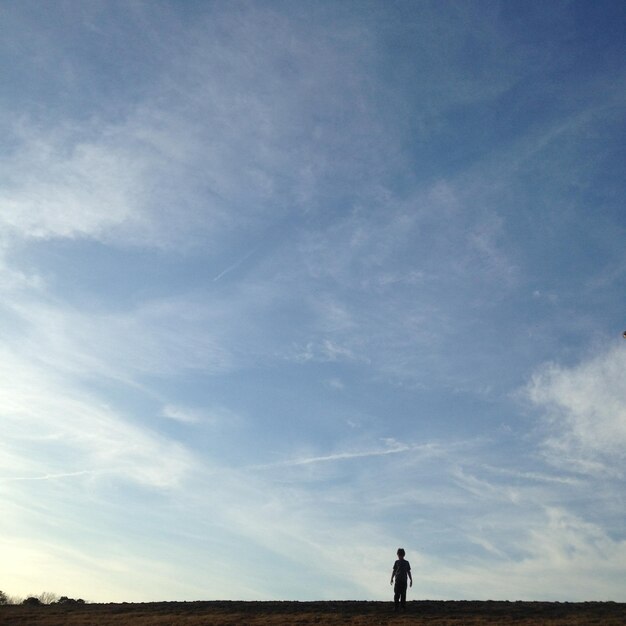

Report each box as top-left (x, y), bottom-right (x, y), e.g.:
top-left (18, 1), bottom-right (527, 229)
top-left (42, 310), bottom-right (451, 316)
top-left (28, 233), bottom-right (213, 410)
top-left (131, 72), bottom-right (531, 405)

top-left (0, 590), bottom-right (8, 605)
top-left (23, 597), bottom-right (41, 606)
top-left (38, 592), bottom-right (59, 605)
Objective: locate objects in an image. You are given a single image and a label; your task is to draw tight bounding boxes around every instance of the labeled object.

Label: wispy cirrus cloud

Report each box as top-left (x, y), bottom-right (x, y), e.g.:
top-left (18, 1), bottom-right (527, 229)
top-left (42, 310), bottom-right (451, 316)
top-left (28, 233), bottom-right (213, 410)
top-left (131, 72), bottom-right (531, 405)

top-left (0, 345), bottom-right (196, 489)
top-left (1, 294), bottom-right (239, 382)
top-left (0, 2), bottom-right (405, 254)
top-left (416, 506), bottom-right (626, 600)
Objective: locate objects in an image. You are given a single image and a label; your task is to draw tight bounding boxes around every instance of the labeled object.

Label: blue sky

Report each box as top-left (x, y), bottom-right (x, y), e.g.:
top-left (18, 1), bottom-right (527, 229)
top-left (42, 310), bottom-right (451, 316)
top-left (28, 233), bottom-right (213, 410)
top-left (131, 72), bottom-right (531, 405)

top-left (1, 0), bottom-right (625, 603)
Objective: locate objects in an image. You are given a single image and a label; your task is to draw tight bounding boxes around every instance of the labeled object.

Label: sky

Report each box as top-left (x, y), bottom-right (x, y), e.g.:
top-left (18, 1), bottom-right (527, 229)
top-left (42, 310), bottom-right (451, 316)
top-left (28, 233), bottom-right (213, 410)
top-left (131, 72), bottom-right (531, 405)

top-left (0, 0), bottom-right (625, 603)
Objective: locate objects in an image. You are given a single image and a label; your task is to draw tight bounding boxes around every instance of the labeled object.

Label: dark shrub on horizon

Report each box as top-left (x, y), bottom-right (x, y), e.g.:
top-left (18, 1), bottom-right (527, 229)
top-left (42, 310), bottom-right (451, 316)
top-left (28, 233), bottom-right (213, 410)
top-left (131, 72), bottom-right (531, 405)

top-left (57, 597), bottom-right (85, 605)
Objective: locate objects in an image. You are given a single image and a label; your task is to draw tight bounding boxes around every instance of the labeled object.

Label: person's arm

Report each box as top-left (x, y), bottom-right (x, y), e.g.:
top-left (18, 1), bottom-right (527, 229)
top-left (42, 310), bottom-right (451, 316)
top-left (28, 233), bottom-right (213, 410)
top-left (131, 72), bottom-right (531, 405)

top-left (408, 565), bottom-right (413, 587)
top-left (390, 568), bottom-right (395, 585)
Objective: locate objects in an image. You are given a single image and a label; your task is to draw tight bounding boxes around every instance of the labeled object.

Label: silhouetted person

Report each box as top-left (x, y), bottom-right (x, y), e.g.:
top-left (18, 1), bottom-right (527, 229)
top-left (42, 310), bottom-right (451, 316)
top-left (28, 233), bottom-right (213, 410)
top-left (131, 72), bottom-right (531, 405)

top-left (390, 547), bottom-right (412, 610)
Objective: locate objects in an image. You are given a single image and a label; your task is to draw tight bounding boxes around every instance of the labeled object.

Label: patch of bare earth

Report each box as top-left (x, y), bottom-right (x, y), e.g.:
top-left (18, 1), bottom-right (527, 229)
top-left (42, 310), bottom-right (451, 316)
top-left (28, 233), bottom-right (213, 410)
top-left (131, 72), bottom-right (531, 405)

top-left (0, 601), bottom-right (624, 625)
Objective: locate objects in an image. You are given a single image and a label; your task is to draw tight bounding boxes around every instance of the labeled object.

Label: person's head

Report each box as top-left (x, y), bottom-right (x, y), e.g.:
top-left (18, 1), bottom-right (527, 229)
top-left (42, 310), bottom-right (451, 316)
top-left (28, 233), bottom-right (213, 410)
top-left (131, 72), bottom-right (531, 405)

top-left (397, 548), bottom-right (405, 559)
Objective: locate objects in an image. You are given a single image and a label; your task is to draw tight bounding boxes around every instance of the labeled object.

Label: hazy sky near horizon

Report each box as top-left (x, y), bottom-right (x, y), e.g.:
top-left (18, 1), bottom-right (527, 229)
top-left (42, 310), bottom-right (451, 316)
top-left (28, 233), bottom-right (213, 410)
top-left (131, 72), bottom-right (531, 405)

top-left (1, 0), bottom-right (625, 603)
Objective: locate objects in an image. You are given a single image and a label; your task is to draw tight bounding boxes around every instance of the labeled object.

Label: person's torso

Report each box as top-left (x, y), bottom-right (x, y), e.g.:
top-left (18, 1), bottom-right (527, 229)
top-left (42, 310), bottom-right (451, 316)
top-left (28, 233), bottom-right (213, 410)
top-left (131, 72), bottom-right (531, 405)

top-left (394, 559), bottom-right (411, 581)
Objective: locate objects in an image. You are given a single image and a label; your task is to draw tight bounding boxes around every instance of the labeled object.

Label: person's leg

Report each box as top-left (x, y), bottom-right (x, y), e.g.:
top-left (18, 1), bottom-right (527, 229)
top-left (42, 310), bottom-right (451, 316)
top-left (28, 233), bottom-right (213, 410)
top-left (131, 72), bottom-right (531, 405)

top-left (400, 582), bottom-right (407, 609)
top-left (393, 583), bottom-right (400, 610)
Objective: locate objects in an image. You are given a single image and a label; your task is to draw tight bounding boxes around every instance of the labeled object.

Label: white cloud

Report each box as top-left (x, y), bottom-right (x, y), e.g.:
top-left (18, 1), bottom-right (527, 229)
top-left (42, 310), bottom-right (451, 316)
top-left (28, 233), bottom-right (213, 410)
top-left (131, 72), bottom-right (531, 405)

top-left (292, 339), bottom-right (362, 364)
top-left (326, 377), bottom-right (345, 390)
top-left (162, 405), bottom-right (202, 425)
top-left (0, 122), bottom-right (148, 242)
top-left (162, 404), bottom-right (240, 426)
top-left (527, 343), bottom-right (626, 473)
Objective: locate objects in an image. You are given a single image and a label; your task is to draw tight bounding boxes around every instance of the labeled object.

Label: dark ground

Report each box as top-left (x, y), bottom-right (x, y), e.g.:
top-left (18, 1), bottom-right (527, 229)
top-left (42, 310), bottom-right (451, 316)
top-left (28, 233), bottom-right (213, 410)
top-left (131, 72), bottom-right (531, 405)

top-left (1, 600), bottom-right (625, 625)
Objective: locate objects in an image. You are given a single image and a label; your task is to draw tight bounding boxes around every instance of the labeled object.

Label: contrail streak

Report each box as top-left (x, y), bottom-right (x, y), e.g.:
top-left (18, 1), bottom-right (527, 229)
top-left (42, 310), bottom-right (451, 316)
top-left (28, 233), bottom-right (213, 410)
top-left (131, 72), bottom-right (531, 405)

top-left (247, 443), bottom-right (439, 470)
top-left (213, 248), bottom-right (258, 282)
top-left (0, 470), bottom-right (99, 482)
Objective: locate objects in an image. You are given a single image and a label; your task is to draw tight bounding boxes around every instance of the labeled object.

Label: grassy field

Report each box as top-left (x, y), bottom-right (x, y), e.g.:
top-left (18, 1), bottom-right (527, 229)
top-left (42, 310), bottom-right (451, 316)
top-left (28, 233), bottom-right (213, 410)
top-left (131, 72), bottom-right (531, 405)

top-left (1, 600), bottom-right (624, 625)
